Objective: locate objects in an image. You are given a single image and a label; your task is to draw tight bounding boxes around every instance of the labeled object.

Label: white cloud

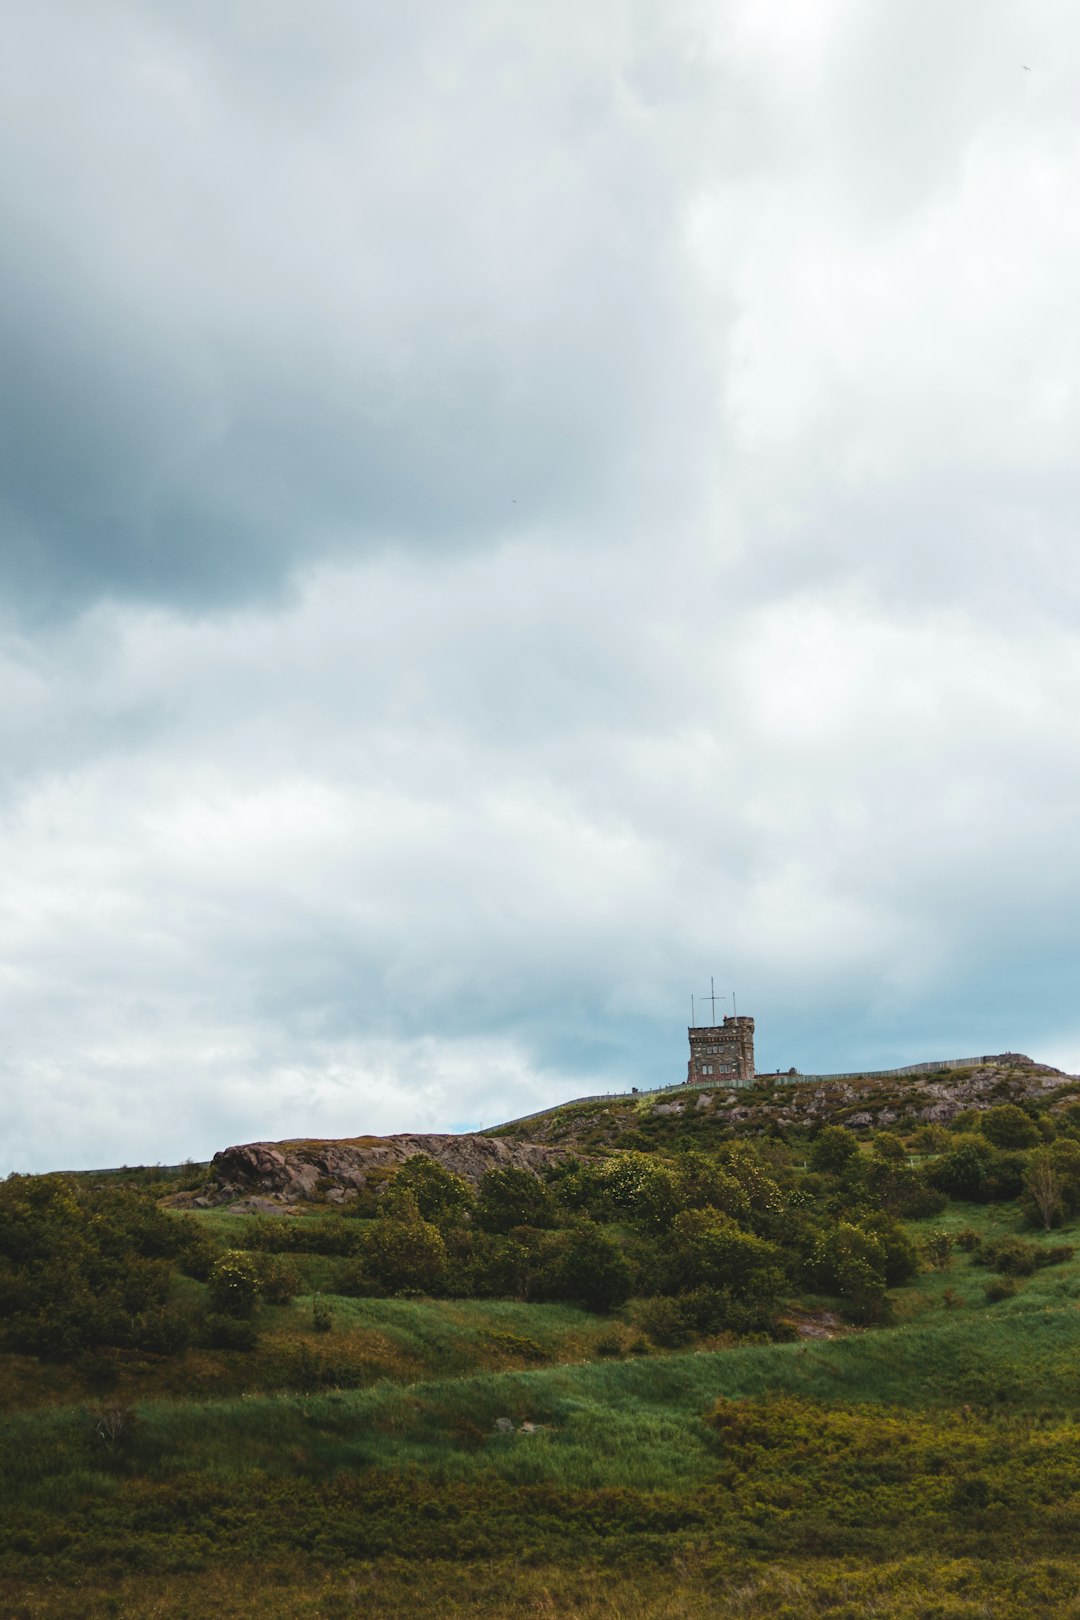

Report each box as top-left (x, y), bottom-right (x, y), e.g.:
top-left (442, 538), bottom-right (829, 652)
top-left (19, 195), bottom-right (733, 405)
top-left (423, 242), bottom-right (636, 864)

top-left (3, 1), bottom-right (1080, 1169)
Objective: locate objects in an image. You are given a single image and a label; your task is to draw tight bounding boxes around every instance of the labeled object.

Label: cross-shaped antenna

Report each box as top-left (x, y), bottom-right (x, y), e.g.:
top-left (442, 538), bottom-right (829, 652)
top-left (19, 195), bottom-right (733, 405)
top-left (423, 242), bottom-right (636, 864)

top-left (704, 978), bottom-right (728, 1024)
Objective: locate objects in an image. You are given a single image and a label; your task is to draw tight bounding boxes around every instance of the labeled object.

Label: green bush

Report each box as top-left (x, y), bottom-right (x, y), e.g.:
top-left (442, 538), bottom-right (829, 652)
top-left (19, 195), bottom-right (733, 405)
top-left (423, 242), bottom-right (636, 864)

top-left (635, 1295), bottom-right (693, 1348)
top-left (247, 1214), bottom-right (360, 1255)
top-left (251, 1252), bottom-right (299, 1305)
top-left (810, 1221), bottom-right (890, 1318)
top-left (475, 1167), bottom-right (558, 1234)
top-left (951, 1474), bottom-right (991, 1510)
top-left (977, 1105), bottom-right (1041, 1150)
top-left (977, 1237), bottom-right (1040, 1277)
top-left (0, 1174), bottom-right (183, 1360)
top-left (920, 1230), bottom-right (955, 1271)
top-left (203, 1312), bottom-right (259, 1350)
top-left (808, 1126), bottom-right (859, 1175)
top-left (536, 1224), bottom-right (633, 1312)
top-left (673, 1151), bottom-right (750, 1223)
top-left (381, 1157), bottom-right (475, 1227)
top-left (359, 1213), bottom-right (448, 1295)
top-left (207, 1251), bottom-right (262, 1317)
top-left (666, 1209), bottom-right (785, 1313)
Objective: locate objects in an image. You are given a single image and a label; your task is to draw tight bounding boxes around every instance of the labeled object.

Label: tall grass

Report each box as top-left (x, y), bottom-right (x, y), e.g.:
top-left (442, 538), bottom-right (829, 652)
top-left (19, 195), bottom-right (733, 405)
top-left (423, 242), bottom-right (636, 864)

top-left (6, 1288), bottom-right (1080, 1506)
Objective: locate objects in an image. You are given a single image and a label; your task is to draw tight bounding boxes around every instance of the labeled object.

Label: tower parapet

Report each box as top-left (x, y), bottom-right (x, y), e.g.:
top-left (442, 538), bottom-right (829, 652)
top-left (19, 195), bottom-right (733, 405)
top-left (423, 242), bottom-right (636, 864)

top-left (687, 1015), bottom-right (755, 1085)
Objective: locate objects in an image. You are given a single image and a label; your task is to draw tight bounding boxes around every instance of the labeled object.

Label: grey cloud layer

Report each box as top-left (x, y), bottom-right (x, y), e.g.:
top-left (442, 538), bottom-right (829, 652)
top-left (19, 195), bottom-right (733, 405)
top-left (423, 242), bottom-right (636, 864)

top-left (3, 0), bottom-right (1080, 1170)
top-left (0, 0), bottom-right (742, 613)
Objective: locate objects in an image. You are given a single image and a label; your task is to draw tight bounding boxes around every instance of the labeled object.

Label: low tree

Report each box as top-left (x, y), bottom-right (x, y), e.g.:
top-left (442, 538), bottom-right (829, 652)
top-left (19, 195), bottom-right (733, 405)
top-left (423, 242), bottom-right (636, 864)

top-left (391, 1155), bottom-right (474, 1226)
top-left (977, 1105), bottom-right (1041, 1151)
top-left (549, 1224), bottom-right (633, 1312)
top-left (667, 1209), bottom-right (785, 1313)
top-left (208, 1251), bottom-right (262, 1318)
top-left (920, 1230), bottom-right (955, 1271)
top-left (475, 1167), bottom-right (557, 1233)
top-left (360, 1213), bottom-right (447, 1295)
top-left (1024, 1150), bottom-right (1065, 1229)
top-left (930, 1138), bottom-right (991, 1201)
top-left (0, 1173), bottom-right (187, 1360)
top-left (810, 1221), bottom-right (889, 1318)
top-left (674, 1151), bottom-right (750, 1224)
top-left (718, 1142), bottom-right (784, 1225)
top-left (808, 1127), bottom-right (859, 1177)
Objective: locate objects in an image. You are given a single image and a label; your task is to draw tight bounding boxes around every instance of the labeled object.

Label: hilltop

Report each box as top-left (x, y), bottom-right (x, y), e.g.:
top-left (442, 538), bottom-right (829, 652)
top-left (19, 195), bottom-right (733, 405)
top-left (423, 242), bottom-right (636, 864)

top-left (489, 1053), bottom-right (1079, 1153)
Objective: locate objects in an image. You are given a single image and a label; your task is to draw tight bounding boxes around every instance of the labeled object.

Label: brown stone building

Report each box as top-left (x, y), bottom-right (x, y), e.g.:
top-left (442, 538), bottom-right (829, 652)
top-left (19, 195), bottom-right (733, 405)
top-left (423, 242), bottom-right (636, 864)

top-left (686, 1015), bottom-right (755, 1085)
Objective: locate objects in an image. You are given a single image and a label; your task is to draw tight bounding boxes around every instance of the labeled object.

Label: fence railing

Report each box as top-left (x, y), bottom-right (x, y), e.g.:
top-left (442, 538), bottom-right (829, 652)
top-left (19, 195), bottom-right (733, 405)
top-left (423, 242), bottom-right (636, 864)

top-left (784, 1055), bottom-right (1023, 1084)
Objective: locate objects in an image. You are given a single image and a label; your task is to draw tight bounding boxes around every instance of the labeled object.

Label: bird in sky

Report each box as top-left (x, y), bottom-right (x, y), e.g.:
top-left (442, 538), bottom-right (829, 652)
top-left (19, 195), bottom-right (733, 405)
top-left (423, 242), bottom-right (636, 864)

top-left (1023, 64), bottom-right (1032, 71)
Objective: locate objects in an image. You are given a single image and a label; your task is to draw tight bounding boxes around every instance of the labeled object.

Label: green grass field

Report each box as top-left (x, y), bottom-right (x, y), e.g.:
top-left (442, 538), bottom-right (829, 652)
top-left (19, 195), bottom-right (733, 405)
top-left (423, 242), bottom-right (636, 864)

top-left (10, 1104), bottom-right (1080, 1616)
top-left (6, 1259), bottom-right (1080, 1617)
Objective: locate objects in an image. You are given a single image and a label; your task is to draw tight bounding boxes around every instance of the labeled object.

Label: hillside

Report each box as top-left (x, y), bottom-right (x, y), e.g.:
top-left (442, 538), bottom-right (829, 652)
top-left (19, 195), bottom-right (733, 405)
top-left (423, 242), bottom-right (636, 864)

top-left (170, 1055), bottom-right (1079, 1214)
top-left (5, 1052), bottom-right (1080, 1616)
top-left (489, 1054), bottom-right (1079, 1151)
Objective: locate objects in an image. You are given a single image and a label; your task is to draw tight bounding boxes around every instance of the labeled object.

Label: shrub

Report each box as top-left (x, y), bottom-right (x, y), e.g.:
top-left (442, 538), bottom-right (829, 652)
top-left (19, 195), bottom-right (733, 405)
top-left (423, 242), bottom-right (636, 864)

top-left (466, 1233), bottom-right (532, 1299)
top-left (311, 1296), bottom-right (333, 1333)
top-left (810, 1221), bottom-right (889, 1318)
top-left (247, 1215), bottom-right (360, 1255)
top-left (930, 1142), bottom-right (989, 1201)
top-left (920, 1230), bottom-right (955, 1272)
top-left (636, 1295), bottom-right (693, 1348)
top-left (952, 1475), bottom-right (991, 1510)
top-left (475, 1168), bottom-right (557, 1234)
top-left (978, 1237), bottom-right (1039, 1277)
top-left (901, 1179), bottom-right (948, 1219)
top-left (203, 1312), bottom-right (259, 1350)
top-left (554, 1154), bottom-right (679, 1232)
top-left (251, 1253), bottom-right (299, 1305)
top-left (207, 1251), bottom-right (262, 1317)
top-left (388, 1156), bottom-right (474, 1225)
top-left (1024, 1149), bottom-right (1069, 1229)
top-left (0, 1174), bottom-right (183, 1359)
top-left (984, 1274), bottom-right (1017, 1302)
top-left (92, 1404), bottom-right (138, 1458)
top-left (550, 1224), bottom-right (633, 1312)
top-left (673, 1152), bottom-right (750, 1224)
top-left (482, 1329), bottom-right (547, 1362)
top-left (719, 1142), bottom-right (784, 1218)
top-left (360, 1214), bottom-right (448, 1295)
top-left (978, 1105), bottom-right (1040, 1150)
top-left (808, 1127), bottom-right (859, 1176)
top-left (667, 1209), bottom-right (785, 1311)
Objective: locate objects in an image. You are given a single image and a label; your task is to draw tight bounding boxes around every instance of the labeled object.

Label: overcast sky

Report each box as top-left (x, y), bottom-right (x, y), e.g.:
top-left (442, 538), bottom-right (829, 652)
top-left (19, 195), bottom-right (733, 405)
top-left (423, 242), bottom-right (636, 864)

top-left (4, 0), bottom-right (1080, 1173)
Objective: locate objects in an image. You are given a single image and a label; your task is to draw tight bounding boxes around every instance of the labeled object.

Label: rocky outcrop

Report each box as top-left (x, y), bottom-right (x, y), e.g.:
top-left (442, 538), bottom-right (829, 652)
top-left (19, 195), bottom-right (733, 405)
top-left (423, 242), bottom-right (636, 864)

top-left (180, 1132), bottom-right (570, 1209)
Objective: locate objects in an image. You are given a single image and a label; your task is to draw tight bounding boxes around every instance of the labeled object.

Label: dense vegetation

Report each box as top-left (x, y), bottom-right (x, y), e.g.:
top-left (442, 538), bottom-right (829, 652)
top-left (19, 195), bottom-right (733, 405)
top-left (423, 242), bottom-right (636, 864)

top-left (6, 1066), bottom-right (1080, 1615)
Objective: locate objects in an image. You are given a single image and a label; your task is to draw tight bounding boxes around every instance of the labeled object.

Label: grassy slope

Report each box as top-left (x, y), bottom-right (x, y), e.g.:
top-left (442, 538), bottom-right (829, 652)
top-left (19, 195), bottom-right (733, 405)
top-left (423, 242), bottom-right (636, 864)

top-left (10, 1086), bottom-right (1080, 1616)
top-left (6, 1279), bottom-right (1080, 1617)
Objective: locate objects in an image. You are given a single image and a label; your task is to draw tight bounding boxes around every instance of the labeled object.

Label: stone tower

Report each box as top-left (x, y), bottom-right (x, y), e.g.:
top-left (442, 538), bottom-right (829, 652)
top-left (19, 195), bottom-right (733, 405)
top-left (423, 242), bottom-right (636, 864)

top-left (687, 1015), bottom-right (755, 1085)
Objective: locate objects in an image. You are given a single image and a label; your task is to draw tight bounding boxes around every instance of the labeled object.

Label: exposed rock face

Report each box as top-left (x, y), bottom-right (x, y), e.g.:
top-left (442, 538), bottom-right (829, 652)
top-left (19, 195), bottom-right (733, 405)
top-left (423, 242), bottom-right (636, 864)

top-left (184, 1132), bottom-right (569, 1209)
